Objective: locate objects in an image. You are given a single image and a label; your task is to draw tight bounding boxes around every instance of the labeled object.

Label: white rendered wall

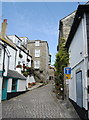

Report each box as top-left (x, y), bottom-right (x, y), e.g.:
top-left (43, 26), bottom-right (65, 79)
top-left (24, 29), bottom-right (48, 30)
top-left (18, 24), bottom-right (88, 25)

top-left (69, 14), bottom-right (88, 110)
top-left (7, 78), bottom-right (12, 92)
top-left (0, 45), bottom-right (4, 71)
top-left (17, 80), bottom-right (26, 92)
top-left (28, 56), bottom-right (31, 67)
top-left (4, 51), bottom-right (8, 76)
top-left (69, 20), bottom-right (84, 68)
top-left (7, 46), bottom-right (16, 70)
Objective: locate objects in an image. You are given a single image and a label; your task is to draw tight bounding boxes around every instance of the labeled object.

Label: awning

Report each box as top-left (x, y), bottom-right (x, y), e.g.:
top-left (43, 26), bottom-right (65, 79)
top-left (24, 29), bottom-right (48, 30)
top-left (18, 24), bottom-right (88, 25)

top-left (7, 69), bottom-right (26, 80)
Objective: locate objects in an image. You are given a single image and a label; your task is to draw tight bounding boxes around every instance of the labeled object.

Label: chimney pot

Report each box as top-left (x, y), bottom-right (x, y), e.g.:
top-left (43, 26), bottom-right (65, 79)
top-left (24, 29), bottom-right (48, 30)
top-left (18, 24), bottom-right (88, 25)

top-left (4, 19), bottom-right (7, 23)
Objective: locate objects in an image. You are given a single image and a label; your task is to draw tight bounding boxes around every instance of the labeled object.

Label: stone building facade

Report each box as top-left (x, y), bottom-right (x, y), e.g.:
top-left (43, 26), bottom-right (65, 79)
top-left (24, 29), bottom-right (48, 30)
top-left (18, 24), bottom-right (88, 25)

top-left (57, 11), bottom-right (76, 51)
top-left (27, 40), bottom-right (50, 83)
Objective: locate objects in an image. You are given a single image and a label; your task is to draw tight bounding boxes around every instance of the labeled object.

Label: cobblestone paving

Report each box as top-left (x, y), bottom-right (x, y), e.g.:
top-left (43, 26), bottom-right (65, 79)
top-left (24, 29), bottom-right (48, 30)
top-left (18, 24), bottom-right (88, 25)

top-left (2, 82), bottom-right (80, 119)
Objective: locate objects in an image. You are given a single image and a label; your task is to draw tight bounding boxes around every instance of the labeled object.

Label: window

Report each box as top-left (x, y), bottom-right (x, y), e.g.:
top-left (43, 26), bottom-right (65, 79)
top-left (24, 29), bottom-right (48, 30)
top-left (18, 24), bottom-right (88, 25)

top-left (35, 41), bottom-right (40, 46)
top-left (18, 61), bottom-right (21, 65)
top-left (34, 61), bottom-right (40, 69)
top-left (35, 50), bottom-right (40, 57)
top-left (12, 79), bottom-right (17, 92)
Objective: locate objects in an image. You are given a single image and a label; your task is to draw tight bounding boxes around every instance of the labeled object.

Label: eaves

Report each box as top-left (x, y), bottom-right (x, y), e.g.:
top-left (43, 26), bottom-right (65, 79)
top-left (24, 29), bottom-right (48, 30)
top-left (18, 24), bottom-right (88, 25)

top-left (65, 5), bottom-right (89, 50)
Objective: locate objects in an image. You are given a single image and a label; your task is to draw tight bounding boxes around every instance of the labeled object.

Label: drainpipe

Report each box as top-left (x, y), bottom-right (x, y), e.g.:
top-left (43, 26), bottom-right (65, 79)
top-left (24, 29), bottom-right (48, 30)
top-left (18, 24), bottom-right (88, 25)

top-left (15, 50), bottom-right (17, 70)
top-left (1, 19), bottom-right (8, 76)
top-left (2, 44), bottom-right (6, 76)
top-left (7, 56), bottom-right (10, 71)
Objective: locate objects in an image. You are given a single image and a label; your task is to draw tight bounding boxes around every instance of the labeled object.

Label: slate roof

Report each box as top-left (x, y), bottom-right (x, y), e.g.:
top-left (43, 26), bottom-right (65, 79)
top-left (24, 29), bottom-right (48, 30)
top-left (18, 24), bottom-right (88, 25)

top-left (7, 69), bottom-right (26, 80)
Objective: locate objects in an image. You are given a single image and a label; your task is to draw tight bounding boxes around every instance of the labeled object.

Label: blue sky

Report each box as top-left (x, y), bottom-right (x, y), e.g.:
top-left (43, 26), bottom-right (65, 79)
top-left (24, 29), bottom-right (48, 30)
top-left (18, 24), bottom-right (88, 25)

top-left (2, 2), bottom-right (84, 65)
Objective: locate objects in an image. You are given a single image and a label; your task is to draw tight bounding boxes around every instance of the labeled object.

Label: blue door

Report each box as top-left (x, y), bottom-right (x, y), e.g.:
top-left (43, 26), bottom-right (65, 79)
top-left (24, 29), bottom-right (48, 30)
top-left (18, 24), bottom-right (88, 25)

top-left (76, 71), bottom-right (83, 107)
top-left (2, 78), bottom-right (8, 100)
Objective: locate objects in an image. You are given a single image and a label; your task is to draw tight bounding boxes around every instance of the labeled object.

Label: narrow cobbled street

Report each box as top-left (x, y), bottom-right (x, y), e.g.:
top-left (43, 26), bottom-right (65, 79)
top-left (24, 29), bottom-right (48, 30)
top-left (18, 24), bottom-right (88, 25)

top-left (2, 82), bottom-right (79, 119)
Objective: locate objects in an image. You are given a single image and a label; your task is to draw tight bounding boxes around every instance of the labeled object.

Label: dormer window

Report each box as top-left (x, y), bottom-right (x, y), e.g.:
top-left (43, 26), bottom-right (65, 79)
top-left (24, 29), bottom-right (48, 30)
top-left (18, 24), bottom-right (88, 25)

top-left (17, 40), bottom-right (21, 46)
top-left (35, 41), bottom-right (40, 46)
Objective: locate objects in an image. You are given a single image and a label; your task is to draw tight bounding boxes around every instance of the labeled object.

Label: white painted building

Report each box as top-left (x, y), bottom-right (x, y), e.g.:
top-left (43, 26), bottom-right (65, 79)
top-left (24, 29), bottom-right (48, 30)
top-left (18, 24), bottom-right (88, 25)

top-left (0, 19), bottom-right (31, 101)
top-left (0, 35), bottom-right (27, 101)
top-left (8, 35), bottom-right (35, 89)
top-left (65, 5), bottom-right (89, 119)
top-left (0, 39), bottom-right (4, 103)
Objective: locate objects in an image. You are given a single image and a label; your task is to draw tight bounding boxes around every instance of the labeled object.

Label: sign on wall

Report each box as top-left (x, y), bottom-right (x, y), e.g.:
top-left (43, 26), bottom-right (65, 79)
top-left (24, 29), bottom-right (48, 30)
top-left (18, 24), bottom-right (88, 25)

top-left (64, 67), bottom-right (71, 74)
top-left (64, 67), bottom-right (71, 79)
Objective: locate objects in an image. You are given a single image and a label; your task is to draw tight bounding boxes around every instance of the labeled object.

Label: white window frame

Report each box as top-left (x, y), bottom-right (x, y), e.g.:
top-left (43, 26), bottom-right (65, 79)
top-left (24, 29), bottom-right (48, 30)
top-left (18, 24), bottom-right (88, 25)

top-left (35, 41), bottom-right (40, 46)
top-left (34, 61), bottom-right (40, 69)
top-left (35, 50), bottom-right (40, 57)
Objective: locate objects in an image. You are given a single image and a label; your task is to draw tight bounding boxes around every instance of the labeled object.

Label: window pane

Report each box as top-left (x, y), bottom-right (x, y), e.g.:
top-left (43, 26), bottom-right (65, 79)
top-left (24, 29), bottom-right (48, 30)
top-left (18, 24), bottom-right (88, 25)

top-left (35, 50), bottom-right (40, 57)
top-left (12, 85), bottom-right (16, 90)
top-left (35, 41), bottom-right (40, 46)
top-left (34, 61), bottom-right (40, 68)
top-left (12, 79), bottom-right (17, 91)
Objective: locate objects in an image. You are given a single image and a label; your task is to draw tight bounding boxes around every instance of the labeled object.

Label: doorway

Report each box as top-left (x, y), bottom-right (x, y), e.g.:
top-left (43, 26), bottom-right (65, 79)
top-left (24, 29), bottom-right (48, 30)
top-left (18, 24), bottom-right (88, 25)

top-left (2, 77), bottom-right (8, 100)
top-left (76, 71), bottom-right (83, 107)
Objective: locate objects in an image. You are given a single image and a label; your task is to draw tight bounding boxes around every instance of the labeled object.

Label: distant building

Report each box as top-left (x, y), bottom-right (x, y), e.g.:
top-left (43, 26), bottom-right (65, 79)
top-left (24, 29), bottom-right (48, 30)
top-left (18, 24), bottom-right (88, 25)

top-left (57, 11), bottom-right (76, 51)
top-left (27, 40), bottom-right (51, 83)
top-left (49, 66), bottom-right (55, 80)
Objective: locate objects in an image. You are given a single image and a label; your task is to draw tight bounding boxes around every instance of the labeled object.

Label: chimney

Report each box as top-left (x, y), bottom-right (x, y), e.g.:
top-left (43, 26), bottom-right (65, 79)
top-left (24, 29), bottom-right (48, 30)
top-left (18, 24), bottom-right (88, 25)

top-left (1, 19), bottom-right (7, 38)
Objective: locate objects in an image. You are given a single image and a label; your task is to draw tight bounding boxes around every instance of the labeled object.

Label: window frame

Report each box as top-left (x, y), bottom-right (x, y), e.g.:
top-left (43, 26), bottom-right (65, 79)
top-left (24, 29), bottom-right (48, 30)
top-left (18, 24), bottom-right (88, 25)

top-left (35, 41), bottom-right (40, 46)
top-left (35, 50), bottom-right (40, 57)
top-left (34, 61), bottom-right (40, 69)
top-left (12, 79), bottom-right (18, 92)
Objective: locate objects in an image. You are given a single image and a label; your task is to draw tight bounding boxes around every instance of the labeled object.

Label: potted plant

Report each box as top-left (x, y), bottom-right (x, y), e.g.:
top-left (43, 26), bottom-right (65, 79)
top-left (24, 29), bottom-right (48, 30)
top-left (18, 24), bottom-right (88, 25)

top-left (16, 64), bottom-right (22, 68)
top-left (22, 71), bottom-right (28, 77)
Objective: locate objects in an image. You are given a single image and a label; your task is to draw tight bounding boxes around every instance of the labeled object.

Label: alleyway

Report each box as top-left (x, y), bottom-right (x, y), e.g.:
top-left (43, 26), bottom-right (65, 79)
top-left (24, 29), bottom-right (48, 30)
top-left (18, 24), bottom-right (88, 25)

top-left (2, 82), bottom-right (80, 119)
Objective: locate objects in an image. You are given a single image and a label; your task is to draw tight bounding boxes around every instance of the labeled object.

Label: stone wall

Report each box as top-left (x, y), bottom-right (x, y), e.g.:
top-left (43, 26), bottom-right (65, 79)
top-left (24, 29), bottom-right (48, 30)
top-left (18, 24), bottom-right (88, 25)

top-left (58, 11), bottom-right (76, 51)
top-left (27, 40), bottom-right (49, 83)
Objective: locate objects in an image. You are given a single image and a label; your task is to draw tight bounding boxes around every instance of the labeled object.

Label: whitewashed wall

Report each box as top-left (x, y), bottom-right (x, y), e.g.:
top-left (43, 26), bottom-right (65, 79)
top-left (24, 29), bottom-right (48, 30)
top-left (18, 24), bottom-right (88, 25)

top-left (0, 44), bottom-right (4, 71)
top-left (17, 80), bottom-right (26, 91)
top-left (4, 50), bottom-right (8, 76)
top-left (69, 14), bottom-right (88, 110)
top-left (28, 55), bottom-right (31, 67)
top-left (69, 21), bottom-right (84, 68)
top-left (8, 35), bottom-right (31, 69)
top-left (7, 46), bottom-right (16, 70)
top-left (7, 78), bottom-right (12, 92)
top-left (7, 78), bottom-right (26, 92)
